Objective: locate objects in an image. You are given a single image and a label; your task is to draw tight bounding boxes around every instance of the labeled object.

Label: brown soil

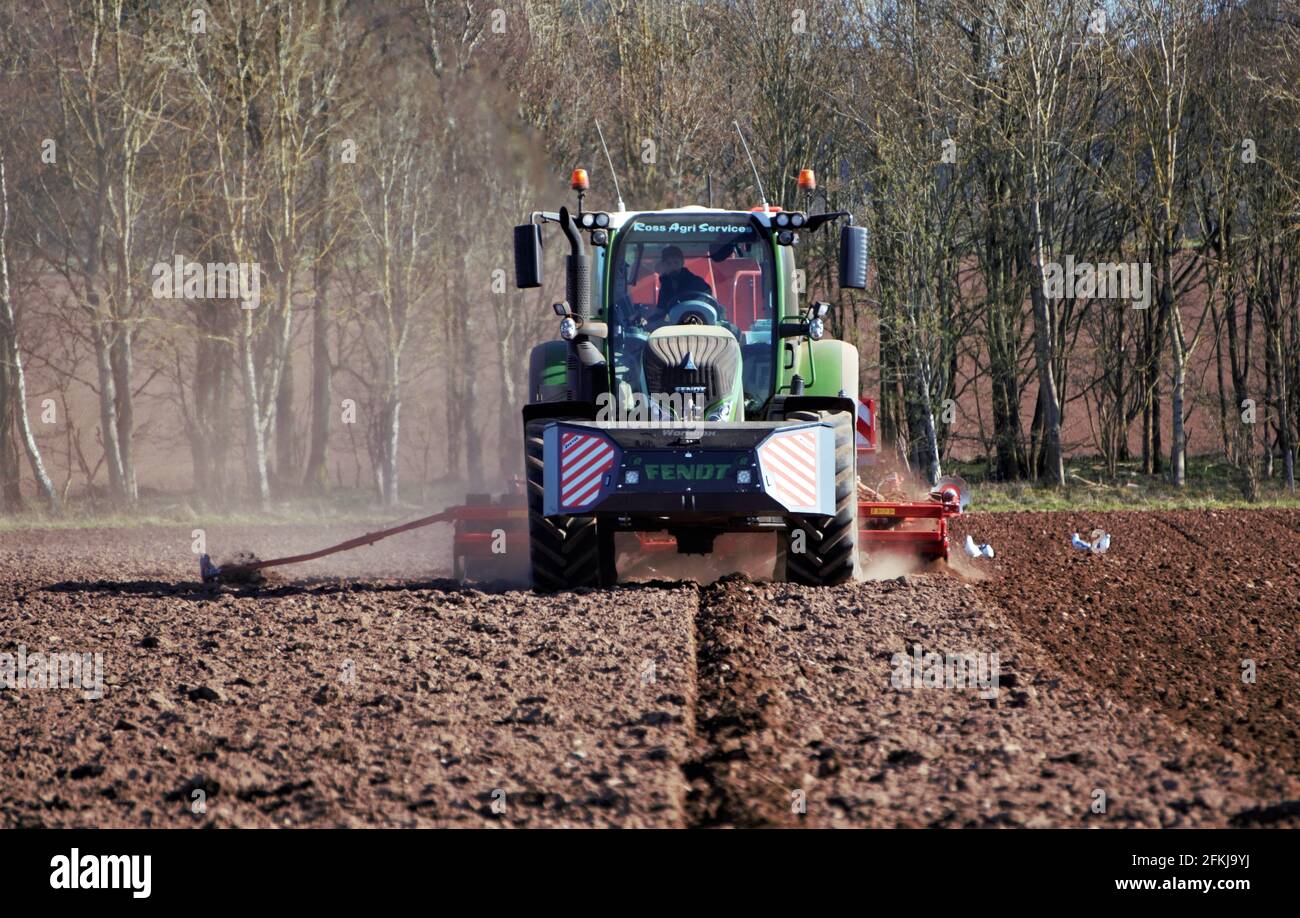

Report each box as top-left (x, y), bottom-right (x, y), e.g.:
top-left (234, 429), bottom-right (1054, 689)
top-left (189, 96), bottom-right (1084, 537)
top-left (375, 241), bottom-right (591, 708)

top-left (952, 510), bottom-right (1300, 780)
top-left (1, 510), bottom-right (1296, 827)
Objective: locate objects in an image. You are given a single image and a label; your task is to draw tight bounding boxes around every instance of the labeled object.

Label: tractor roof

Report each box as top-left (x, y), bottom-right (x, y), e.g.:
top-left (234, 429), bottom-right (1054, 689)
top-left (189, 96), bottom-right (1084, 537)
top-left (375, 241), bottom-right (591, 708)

top-left (601, 205), bottom-right (788, 231)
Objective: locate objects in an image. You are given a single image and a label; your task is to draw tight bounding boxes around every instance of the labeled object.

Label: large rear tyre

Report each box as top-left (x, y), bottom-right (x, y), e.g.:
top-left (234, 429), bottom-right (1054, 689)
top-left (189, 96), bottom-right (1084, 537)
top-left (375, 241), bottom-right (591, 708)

top-left (776, 409), bottom-right (859, 586)
top-left (525, 419), bottom-right (618, 592)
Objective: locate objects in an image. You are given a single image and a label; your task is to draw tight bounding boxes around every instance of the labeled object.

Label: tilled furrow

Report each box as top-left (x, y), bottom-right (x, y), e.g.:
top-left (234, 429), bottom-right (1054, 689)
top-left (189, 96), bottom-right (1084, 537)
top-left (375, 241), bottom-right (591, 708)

top-left (1, 575), bottom-right (701, 828)
top-left (957, 510), bottom-right (1300, 779)
top-left (682, 577), bottom-right (803, 827)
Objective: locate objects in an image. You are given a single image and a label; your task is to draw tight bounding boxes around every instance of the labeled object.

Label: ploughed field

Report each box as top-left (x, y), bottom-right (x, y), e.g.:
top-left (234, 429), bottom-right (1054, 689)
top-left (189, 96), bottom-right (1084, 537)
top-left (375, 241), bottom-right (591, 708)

top-left (1, 510), bottom-right (1296, 827)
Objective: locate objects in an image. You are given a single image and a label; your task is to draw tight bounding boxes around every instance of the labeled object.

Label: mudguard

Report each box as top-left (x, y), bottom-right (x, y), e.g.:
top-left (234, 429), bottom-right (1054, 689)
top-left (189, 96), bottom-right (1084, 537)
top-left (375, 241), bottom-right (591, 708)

top-left (780, 337), bottom-right (860, 402)
top-left (527, 340), bottom-right (569, 402)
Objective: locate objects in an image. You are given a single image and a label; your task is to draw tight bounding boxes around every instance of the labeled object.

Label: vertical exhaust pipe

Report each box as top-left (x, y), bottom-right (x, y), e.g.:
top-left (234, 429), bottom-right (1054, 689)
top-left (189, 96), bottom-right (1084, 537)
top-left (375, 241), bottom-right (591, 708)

top-left (557, 206), bottom-right (590, 318)
top-left (556, 207), bottom-right (603, 403)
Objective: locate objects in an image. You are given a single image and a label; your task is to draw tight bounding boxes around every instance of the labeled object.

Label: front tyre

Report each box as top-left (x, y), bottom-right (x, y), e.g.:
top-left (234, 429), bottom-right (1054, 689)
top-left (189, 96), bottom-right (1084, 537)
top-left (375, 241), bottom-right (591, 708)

top-left (776, 409), bottom-right (859, 586)
top-left (524, 419), bottom-right (617, 591)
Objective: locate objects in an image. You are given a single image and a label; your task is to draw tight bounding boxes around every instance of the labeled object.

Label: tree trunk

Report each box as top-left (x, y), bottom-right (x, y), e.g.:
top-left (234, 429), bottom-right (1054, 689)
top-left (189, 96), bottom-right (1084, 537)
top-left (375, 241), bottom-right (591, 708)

top-left (0, 153), bottom-right (57, 511)
top-left (989, 343), bottom-right (1027, 480)
top-left (240, 312), bottom-right (271, 508)
top-left (303, 264), bottom-right (333, 492)
top-left (0, 348), bottom-right (18, 510)
top-left (907, 363), bottom-right (941, 486)
top-left (1025, 160), bottom-right (1065, 486)
top-left (275, 349), bottom-right (295, 486)
top-left (382, 350), bottom-right (401, 507)
top-left (303, 115), bottom-right (334, 492)
top-left (1170, 331), bottom-right (1187, 486)
top-left (110, 328), bottom-right (137, 500)
top-left (1169, 265), bottom-right (1188, 487)
top-left (4, 340), bottom-right (57, 510)
top-left (1028, 274), bottom-right (1065, 486)
top-left (92, 322), bottom-right (131, 504)
top-left (1151, 388), bottom-right (1163, 475)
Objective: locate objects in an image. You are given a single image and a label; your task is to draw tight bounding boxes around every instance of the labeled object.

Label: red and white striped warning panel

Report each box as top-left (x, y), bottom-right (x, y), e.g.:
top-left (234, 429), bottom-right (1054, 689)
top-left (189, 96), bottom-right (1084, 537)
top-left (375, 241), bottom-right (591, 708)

top-left (560, 431), bottom-right (616, 509)
top-left (856, 397), bottom-right (877, 451)
top-left (757, 426), bottom-right (820, 511)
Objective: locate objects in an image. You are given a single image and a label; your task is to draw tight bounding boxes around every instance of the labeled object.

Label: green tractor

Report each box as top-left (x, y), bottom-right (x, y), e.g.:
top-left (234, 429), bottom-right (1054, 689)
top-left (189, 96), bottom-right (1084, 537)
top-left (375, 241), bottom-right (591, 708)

top-left (514, 169), bottom-right (870, 591)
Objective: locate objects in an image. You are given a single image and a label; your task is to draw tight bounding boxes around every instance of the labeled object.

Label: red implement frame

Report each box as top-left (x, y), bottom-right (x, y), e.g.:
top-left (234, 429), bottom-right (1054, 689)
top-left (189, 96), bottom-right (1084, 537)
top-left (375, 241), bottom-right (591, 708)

top-left (450, 488), bottom-right (528, 580)
top-left (449, 484), bottom-right (678, 580)
top-left (452, 498), bottom-right (956, 568)
top-left (853, 395), bottom-right (958, 560)
top-left (857, 497), bottom-right (957, 560)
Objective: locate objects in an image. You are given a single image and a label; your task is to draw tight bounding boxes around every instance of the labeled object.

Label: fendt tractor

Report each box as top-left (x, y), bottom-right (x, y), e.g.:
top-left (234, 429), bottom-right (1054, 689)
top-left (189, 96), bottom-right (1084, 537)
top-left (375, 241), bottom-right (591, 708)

top-left (198, 166), bottom-right (966, 590)
top-left (508, 167), bottom-right (965, 591)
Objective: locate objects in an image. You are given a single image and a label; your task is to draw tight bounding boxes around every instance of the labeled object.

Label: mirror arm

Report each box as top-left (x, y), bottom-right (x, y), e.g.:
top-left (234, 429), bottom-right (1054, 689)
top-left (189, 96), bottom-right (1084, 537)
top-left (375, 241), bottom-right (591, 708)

top-left (804, 210), bottom-right (852, 233)
top-left (778, 318), bottom-right (810, 339)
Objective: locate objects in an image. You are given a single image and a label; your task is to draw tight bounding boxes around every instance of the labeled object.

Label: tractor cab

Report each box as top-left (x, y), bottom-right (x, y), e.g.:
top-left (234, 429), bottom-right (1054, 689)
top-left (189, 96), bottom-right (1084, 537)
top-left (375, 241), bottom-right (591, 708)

top-left (604, 210), bottom-right (780, 422)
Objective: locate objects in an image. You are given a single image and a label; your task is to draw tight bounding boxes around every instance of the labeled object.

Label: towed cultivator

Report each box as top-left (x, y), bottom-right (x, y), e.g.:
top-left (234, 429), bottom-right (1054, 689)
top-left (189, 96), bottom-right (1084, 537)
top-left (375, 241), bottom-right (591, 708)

top-left (202, 168), bottom-right (965, 588)
top-left (853, 399), bottom-right (967, 563)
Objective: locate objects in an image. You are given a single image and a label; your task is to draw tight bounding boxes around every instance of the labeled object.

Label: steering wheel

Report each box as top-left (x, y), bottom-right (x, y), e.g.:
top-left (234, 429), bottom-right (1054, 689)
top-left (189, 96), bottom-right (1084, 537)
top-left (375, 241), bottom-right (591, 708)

top-left (611, 296), bottom-right (648, 341)
top-left (665, 294), bottom-right (723, 326)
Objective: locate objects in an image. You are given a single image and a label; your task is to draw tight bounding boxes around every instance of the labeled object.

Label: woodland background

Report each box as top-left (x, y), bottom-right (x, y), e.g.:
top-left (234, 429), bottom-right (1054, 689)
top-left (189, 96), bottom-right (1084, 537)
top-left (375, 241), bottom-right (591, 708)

top-left (0, 0), bottom-right (1297, 514)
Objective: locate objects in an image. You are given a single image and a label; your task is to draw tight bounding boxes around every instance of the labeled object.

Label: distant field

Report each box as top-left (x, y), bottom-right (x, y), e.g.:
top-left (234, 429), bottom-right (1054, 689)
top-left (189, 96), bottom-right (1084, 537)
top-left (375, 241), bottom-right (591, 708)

top-left (0, 455), bottom-right (1295, 532)
top-left (948, 456), bottom-right (1298, 512)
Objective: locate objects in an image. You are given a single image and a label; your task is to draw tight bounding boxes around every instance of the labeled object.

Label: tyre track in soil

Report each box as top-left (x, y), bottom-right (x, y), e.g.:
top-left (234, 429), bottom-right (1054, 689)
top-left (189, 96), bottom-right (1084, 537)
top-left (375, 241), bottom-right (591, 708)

top-left (682, 578), bottom-right (800, 827)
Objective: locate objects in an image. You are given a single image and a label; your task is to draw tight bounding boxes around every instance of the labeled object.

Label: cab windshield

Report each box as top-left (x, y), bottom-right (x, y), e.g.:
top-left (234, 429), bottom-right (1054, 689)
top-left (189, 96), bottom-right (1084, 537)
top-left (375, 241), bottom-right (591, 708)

top-left (607, 214), bottom-right (776, 414)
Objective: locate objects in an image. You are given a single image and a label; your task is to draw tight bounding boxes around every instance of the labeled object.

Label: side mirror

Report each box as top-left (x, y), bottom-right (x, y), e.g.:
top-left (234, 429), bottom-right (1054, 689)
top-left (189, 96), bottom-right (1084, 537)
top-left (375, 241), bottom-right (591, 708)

top-left (513, 223), bottom-right (543, 289)
top-left (838, 225), bottom-right (868, 290)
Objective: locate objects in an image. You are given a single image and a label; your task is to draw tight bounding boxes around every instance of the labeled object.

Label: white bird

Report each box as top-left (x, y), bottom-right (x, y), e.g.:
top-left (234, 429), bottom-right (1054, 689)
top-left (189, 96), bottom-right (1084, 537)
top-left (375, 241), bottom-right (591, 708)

top-left (964, 534), bottom-right (981, 557)
top-left (1070, 532), bottom-right (1092, 551)
top-left (1094, 532), bottom-right (1111, 554)
top-left (981, 543), bottom-right (995, 559)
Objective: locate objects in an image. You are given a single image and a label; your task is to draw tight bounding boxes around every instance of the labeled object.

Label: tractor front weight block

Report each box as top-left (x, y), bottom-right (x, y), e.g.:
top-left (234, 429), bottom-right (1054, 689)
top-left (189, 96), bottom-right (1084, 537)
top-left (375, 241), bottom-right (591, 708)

top-left (541, 420), bottom-right (836, 522)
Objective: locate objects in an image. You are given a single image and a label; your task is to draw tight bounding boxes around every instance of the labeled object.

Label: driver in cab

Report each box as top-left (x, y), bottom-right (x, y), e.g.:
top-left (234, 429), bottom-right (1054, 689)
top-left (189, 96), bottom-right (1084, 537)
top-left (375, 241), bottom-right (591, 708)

top-left (653, 245), bottom-right (712, 320)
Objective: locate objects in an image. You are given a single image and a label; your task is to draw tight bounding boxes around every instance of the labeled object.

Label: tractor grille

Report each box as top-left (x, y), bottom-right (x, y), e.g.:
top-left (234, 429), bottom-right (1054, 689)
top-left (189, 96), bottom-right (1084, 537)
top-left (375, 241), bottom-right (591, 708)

top-left (642, 331), bottom-right (740, 415)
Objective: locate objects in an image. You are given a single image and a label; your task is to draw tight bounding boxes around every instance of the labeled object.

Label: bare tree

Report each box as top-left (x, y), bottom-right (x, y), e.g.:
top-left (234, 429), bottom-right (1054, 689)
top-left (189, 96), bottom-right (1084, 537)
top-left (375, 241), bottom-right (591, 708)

top-left (346, 73), bottom-right (442, 505)
top-left (0, 150), bottom-right (58, 510)
top-left (18, 0), bottom-right (179, 504)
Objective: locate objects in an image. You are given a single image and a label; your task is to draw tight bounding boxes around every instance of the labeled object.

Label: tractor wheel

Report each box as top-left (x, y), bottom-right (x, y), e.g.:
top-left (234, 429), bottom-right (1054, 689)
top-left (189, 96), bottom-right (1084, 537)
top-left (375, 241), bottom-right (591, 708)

top-left (597, 519), bottom-right (618, 586)
top-left (776, 409), bottom-right (859, 586)
top-left (524, 419), bottom-right (618, 592)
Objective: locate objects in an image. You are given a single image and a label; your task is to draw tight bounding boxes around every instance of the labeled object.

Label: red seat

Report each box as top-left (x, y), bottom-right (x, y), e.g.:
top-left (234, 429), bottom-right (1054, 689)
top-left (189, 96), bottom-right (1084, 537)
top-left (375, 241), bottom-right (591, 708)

top-left (711, 258), bottom-right (761, 330)
top-left (629, 272), bottom-right (659, 305)
top-left (628, 256), bottom-right (762, 332)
